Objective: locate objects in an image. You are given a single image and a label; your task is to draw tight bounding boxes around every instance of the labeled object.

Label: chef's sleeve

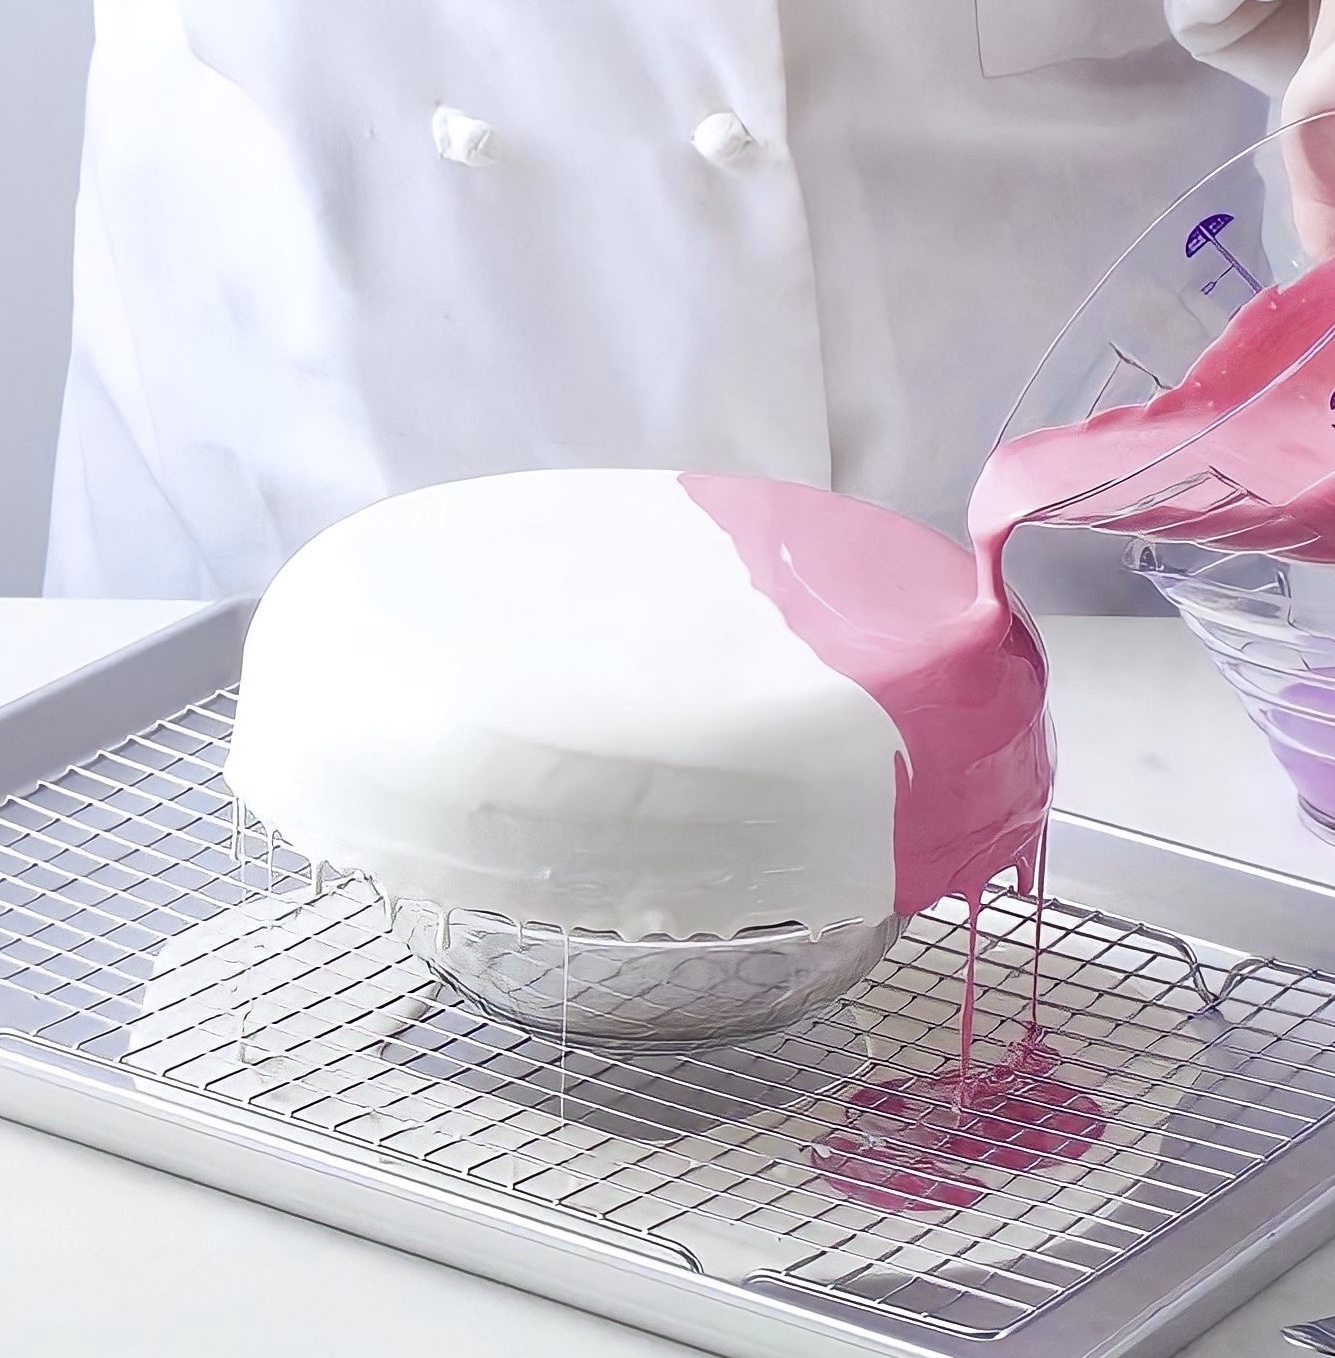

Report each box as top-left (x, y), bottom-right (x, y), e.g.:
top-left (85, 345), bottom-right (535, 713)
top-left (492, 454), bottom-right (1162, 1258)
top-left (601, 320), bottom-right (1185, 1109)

top-left (1165, 0), bottom-right (1317, 94)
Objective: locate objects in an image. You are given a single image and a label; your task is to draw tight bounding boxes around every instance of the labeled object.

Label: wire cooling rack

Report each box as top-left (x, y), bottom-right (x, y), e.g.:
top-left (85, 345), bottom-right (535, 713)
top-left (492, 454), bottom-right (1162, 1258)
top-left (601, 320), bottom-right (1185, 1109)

top-left (4, 685), bottom-right (1335, 1346)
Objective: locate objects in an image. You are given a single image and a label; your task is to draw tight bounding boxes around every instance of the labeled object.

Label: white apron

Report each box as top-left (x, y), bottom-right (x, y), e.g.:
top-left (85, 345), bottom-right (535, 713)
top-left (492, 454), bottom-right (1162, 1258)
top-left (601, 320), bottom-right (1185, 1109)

top-left (45, 0), bottom-right (1265, 610)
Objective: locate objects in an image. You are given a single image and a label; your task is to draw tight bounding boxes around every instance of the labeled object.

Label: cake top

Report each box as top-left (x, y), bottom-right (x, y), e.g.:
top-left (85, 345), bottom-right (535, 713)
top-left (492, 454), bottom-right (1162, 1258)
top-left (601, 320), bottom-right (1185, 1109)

top-left (225, 470), bottom-right (1051, 938)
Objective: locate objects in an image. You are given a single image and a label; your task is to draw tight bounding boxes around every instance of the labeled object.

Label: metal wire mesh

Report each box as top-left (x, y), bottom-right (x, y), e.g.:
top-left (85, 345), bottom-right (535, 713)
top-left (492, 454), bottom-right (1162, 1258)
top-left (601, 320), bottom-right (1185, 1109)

top-left (3, 686), bottom-right (1335, 1340)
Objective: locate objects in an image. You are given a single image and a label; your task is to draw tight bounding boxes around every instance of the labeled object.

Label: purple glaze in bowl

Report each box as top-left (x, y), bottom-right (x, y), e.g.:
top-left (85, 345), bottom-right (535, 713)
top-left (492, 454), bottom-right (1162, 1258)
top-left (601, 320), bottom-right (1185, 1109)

top-left (1128, 542), bottom-right (1335, 843)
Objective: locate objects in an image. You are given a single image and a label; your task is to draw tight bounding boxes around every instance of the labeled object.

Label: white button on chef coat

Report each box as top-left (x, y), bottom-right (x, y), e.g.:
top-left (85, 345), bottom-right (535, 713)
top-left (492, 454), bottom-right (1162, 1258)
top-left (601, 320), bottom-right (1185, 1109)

top-left (46, 0), bottom-right (1266, 612)
top-left (431, 107), bottom-right (496, 166)
top-left (691, 111), bottom-right (753, 164)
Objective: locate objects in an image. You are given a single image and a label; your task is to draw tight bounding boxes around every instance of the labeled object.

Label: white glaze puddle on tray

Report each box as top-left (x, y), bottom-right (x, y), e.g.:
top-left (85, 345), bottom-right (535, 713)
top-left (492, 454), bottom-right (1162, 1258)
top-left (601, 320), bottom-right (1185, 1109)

top-left (125, 881), bottom-right (436, 1097)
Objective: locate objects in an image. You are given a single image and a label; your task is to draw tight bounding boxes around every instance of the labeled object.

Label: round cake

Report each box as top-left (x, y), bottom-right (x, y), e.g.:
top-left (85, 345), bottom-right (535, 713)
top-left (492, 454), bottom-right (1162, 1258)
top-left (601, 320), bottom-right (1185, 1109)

top-left (224, 469), bottom-right (1052, 940)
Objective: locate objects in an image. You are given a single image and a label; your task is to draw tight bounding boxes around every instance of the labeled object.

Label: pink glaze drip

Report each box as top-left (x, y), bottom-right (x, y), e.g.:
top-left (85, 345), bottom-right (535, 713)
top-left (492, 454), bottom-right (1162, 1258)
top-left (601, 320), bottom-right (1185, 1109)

top-left (810, 1028), bottom-right (1107, 1214)
top-left (959, 895), bottom-right (983, 1087)
top-left (679, 474), bottom-right (1053, 920)
top-left (1030, 829), bottom-right (1048, 1031)
top-left (970, 254), bottom-right (1335, 611)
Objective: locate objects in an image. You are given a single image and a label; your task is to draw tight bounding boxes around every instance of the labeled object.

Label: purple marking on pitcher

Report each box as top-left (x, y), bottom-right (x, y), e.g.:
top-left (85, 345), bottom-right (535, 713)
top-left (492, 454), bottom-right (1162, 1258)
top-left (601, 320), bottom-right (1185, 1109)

top-left (1187, 214), bottom-right (1263, 297)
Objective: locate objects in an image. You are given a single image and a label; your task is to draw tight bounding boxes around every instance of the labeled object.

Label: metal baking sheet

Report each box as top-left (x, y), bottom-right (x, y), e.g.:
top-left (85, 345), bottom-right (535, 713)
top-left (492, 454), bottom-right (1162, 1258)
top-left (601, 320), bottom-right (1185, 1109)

top-left (2, 600), bottom-right (1335, 1358)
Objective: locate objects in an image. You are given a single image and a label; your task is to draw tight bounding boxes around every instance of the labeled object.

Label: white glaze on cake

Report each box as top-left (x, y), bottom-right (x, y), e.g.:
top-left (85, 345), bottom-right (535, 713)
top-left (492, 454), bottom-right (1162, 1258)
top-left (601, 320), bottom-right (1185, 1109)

top-left (224, 470), bottom-right (906, 940)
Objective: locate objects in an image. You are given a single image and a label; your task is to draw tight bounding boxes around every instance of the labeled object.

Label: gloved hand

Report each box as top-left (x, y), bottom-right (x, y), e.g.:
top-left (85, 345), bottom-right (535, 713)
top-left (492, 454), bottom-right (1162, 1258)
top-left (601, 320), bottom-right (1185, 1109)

top-left (1283, 3), bottom-right (1335, 258)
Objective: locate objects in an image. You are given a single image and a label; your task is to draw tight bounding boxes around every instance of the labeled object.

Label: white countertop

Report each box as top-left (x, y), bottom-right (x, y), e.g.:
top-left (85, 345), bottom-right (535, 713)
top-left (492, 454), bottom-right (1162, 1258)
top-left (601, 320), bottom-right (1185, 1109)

top-left (3, 600), bottom-right (1334, 1357)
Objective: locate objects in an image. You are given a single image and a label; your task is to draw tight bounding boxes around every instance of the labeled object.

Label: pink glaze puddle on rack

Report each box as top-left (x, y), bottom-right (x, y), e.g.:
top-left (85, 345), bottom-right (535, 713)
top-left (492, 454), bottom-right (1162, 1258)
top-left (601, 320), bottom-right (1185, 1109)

top-left (810, 1027), bottom-right (1107, 1214)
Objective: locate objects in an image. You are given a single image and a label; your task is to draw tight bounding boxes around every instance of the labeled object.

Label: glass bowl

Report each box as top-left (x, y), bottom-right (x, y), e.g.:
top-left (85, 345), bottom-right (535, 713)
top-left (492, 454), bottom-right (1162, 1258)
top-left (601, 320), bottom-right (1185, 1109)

top-left (1127, 540), bottom-right (1335, 842)
top-left (388, 901), bottom-right (901, 1054)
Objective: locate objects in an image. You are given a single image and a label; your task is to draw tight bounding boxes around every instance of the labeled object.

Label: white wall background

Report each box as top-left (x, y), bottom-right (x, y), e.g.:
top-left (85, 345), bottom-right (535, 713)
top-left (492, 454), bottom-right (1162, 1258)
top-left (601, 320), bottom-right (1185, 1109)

top-left (0, 0), bottom-right (94, 595)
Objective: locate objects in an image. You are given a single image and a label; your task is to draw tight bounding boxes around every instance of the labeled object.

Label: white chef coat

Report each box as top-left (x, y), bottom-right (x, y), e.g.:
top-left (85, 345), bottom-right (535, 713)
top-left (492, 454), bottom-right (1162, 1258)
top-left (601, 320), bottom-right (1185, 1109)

top-left (45, 0), bottom-right (1267, 611)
